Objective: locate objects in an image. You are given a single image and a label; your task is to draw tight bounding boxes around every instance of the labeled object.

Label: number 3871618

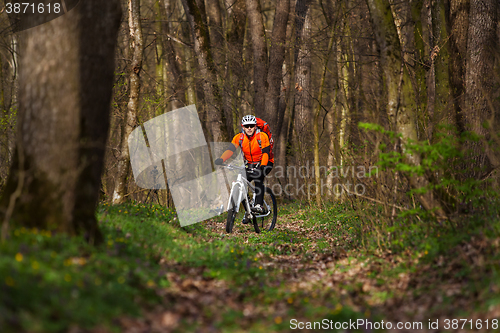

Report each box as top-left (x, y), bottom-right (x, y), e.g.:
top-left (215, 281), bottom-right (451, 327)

top-left (6, 2), bottom-right (62, 14)
top-left (443, 319), bottom-right (498, 330)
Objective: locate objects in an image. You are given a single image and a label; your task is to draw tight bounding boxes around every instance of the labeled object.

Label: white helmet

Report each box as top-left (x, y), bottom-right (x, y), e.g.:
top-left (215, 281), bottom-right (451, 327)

top-left (241, 115), bottom-right (257, 126)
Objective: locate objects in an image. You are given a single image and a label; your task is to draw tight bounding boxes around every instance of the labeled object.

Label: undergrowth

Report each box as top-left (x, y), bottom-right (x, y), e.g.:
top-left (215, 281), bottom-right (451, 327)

top-left (1, 195), bottom-right (500, 332)
top-left (0, 201), bottom-right (363, 332)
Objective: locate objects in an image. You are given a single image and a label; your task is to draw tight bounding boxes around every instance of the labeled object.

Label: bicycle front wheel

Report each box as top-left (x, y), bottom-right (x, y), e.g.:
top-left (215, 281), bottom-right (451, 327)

top-left (253, 187), bottom-right (277, 233)
top-left (226, 199), bottom-right (236, 233)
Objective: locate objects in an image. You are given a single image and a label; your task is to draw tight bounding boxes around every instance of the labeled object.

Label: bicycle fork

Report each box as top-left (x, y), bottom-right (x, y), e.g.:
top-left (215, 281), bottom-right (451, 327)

top-left (227, 174), bottom-right (254, 219)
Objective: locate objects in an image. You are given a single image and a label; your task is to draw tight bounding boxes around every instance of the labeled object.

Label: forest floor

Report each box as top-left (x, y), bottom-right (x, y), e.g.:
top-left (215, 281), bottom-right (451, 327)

top-left (2, 202), bottom-right (500, 332)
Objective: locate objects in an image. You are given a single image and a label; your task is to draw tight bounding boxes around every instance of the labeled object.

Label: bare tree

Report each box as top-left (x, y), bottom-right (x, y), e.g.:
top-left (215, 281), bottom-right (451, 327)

top-left (245, 0), bottom-right (268, 117)
top-left (181, 0), bottom-right (229, 142)
top-left (244, 0), bottom-right (291, 126)
top-left (205, 0), bottom-right (234, 137)
top-left (313, 22), bottom-right (336, 206)
top-left (159, 0), bottom-right (185, 111)
top-left (113, 0), bottom-right (143, 205)
top-left (294, 0), bottom-right (313, 201)
top-left (366, 0), bottom-right (447, 220)
top-left (445, 0), bottom-right (469, 133)
top-left (264, 0), bottom-right (291, 138)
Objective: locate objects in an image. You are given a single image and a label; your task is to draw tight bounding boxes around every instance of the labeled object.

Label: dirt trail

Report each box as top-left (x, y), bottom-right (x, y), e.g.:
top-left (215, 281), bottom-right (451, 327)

top-left (96, 213), bottom-right (500, 332)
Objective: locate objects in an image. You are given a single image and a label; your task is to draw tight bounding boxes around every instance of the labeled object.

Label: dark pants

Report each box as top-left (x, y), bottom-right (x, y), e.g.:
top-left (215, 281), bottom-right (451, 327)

top-left (245, 162), bottom-right (273, 205)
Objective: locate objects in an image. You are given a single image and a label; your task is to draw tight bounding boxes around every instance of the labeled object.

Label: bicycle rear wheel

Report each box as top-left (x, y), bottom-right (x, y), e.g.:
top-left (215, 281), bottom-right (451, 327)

top-left (252, 187), bottom-right (277, 233)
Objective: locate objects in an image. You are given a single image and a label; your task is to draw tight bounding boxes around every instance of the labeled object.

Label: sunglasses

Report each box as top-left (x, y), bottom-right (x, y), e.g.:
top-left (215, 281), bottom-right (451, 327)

top-left (243, 124), bottom-right (255, 129)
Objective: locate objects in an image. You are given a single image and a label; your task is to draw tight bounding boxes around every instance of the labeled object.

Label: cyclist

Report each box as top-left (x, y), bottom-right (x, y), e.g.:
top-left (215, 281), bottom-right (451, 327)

top-left (214, 115), bottom-right (274, 215)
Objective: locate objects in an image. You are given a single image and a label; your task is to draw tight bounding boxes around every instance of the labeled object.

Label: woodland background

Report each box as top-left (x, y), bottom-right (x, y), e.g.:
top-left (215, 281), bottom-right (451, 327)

top-left (0, 0), bottom-right (500, 331)
top-left (0, 0), bottom-right (499, 224)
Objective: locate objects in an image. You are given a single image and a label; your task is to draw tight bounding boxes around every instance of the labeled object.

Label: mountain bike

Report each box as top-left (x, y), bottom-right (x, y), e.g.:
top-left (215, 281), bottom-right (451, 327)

top-left (220, 164), bottom-right (277, 233)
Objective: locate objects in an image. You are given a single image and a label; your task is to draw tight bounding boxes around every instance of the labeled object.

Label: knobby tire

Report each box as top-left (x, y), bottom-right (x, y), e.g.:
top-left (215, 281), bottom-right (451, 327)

top-left (226, 199), bottom-right (236, 233)
top-left (252, 187), bottom-right (277, 233)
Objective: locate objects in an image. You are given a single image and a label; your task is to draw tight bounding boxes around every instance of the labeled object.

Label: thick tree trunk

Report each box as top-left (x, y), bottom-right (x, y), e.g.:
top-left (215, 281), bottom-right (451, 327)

top-left (0, 0), bottom-right (121, 242)
top-left (464, 0), bottom-right (499, 175)
top-left (112, 0), bottom-right (143, 205)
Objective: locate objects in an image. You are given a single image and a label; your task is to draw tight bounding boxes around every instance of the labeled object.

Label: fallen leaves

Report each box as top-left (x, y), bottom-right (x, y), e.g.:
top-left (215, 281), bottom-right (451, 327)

top-left (161, 312), bottom-right (180, 329)
top-left (101, 209), bottom-right (500, 332)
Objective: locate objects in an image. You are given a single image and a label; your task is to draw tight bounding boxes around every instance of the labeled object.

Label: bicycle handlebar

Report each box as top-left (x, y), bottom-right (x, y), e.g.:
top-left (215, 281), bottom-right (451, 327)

top-left (220, 164), bottom-right (258, 173)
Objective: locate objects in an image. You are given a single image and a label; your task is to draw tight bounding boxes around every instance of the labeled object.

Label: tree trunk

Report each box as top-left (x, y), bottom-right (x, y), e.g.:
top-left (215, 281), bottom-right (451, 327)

top-left (422, 0), bottom-right (436, 138)
top-left (337, 20), bottom-right (350, 170)
top-left (445, 0), bottom-right (469, 133)
top-left (160, 0), bottom-right (186, 111)
top-left (464, 0), bottom-right (499, 175)
top-left (112, 0), bottom-right (143, 205)
top-left (206, 0), bottom-right (234, 137)
top-left (294, 1), bottom-right (312, 201)
top-left (326, 101), bottom-right (337, 197)
top-left (154, 0), bottom-right (165, 114)
top-left (263, 0), bottom-right (290, 138)
top-left (430, 0), bottom-right (452, 129)
top-left (0, 0), bottom-right (121, 242)
top-left (225, 0), bottom-right (247, 135)
top-left (181, 0), bottom-right (228, 142)
top-left (294, 0), bottom-right (312, 142)
top-left (245, 0), bottom-right (268, 117)
top-left (276, 50), bottom-right (293, 187)
top-left (366, 0), bottom-right (447, 220)
top-left (313, 28), bottom-right (335, 207)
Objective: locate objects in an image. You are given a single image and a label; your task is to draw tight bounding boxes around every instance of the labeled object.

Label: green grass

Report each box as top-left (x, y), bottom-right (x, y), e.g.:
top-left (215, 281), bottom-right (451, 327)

top-left (2, 200), bottom-right (500, 332)
top-left (0, 202), bottom-right (362, 332)
top-left (0, 225), bottom-right (161, 332)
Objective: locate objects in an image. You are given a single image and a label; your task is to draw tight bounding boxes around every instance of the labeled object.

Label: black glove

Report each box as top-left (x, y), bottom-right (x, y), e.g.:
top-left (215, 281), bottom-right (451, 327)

top-left (214, 158), bottom-right (223, 165)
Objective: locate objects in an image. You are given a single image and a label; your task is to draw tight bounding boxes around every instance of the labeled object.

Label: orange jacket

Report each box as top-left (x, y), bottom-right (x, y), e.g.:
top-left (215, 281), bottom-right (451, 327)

top-left (221, 131), bottom-right (274, 165)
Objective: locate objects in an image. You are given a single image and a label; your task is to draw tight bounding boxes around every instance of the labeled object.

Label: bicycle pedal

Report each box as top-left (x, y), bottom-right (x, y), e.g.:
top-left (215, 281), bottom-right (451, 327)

top-left (251, 205), bottom-right (264, 213)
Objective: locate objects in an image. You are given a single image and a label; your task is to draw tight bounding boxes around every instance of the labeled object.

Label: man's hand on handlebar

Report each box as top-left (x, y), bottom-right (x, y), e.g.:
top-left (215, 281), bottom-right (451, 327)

top-left (214, 158), bottom-right (223, 165)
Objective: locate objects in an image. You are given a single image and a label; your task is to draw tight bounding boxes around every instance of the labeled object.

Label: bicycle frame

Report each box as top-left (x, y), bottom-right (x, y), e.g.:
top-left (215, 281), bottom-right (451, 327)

top-left (223, 164), bottom-right (271, 218)
top-left (227, 172), bottom-right (253, 216)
